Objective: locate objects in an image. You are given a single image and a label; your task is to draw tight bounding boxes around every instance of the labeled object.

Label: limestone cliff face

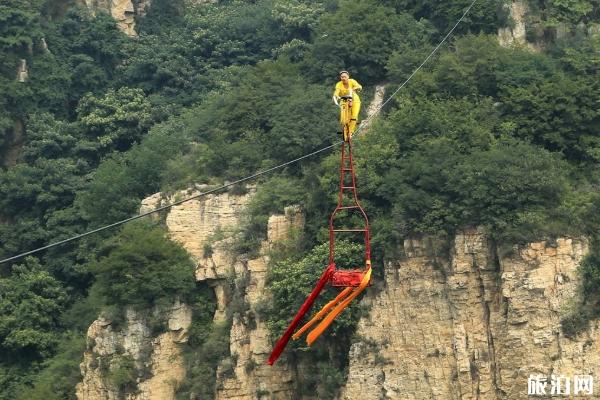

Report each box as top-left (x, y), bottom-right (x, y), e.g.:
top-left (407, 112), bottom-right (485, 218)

top-left (79, 186), bottom-right (600, 400)
top-left (215, 207), bottom-right (303, 400)
top-left (80, 0), bottom-right (142, 36)
top-left (76, 301), bottom-right (192, 400)
top-left (498, 1), bottom-right (528, 47)
top-left (80, 0), bottom-right (220, 36)
top-left (143, 186), bottom-right (299, 398)
top-left (339, 228), bottom-right (600, 400)
top-left (140, 186), bottom-right (255, 264)
top-left (78, 188), bottom-right (302, 399)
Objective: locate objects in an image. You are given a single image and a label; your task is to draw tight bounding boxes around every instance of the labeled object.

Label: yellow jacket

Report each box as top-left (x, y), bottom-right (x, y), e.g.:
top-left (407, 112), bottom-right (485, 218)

top-left (333, 79), bottom-right (362, 103)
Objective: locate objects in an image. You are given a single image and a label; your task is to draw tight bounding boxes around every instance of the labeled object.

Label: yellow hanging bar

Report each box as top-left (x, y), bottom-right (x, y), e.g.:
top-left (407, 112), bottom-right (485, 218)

top-left (292, 287), bottom-right (353, 340)
top-left (306, 268), bottom-right (372, 345)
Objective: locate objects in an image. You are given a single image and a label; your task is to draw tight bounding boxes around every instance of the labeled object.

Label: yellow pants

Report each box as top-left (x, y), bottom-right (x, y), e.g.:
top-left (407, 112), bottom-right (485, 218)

top-left (349, 99), bottom-right (360, 135)
top-left (341, 98), bottom-right (361, 138)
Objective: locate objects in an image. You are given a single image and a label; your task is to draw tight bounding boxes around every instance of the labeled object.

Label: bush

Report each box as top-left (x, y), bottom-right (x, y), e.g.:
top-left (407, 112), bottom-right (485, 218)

top-left (561, 312), bottom-right (590, 339)
top-left (107, 355), bottom-right (137, 394)
top-left (357, 96), bottom-right (572, 242)
top-left (560, 236), bottom-right (600, 338)
top-left (236, 175), bottom-right (306, 255)
top-left (90, 221), bottom-right (196, 310)
top-left (579, 242), bottom-right (600, 307)
top-left (177, 321), bottom-right (231, 399)
top-left (382, 0), bottom-right (509, 34)
top-left (0, 257), bottom-right (67, 359)
top-left (311, 0), bottom-right (421, 83)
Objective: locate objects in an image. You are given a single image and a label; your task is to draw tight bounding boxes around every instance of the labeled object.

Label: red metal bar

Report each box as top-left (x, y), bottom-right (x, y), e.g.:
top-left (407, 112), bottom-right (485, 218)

top-left (267, 263), bottom-right (335, 365)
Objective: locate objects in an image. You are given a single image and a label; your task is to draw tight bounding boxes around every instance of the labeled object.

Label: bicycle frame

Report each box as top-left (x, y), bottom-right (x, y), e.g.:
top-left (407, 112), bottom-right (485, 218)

top-left (339, 96), bottom-right (353, 142)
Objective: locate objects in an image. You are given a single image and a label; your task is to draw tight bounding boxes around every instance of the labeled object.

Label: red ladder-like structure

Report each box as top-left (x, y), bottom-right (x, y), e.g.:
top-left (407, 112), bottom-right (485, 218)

top-left (268, 136), bottom-right (371, 365)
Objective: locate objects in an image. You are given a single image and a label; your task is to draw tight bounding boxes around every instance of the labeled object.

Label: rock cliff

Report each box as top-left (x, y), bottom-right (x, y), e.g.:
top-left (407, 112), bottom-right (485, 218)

top-left (339, 228), bottom-right (599, 399)
top-left (142, 186), bottom-right (301, 398)
top-left (215, 207), bottom-right (303, 400)
top-left (75, 70), bottom-right (600, 398)
top-left (76, 301), bottom-right (192, 400)
top-left (498, 1), bottom-right (528, 47)
top-left (80, 0), bottom-right (141, 36)
top-left (78, 188), bottom-right (302, 399)
top-left (79, 187), bottom-right (600, 400)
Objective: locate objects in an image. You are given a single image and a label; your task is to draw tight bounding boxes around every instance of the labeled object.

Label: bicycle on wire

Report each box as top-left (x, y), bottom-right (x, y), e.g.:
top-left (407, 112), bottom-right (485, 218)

top-left (338, 95), bottom-right (355, 142)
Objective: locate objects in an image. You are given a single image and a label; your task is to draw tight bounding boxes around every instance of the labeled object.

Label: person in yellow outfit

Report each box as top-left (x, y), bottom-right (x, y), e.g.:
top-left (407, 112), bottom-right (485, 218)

top-left (332, 70), bottom-right (363, 137)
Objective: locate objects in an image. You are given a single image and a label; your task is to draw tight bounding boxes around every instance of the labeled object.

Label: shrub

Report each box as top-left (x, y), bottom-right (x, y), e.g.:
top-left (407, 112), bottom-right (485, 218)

top-left (577, 241), bottom-right (600, 321)
top-left (15, 333), bottom-right (85, 400)
top-left (176, 321), bottom-right (231, 399)
top-left (561, 312), bottom-right (590, 339)
top-left (90, 221), bottom-right (196, 309)
top-left (107, 355), bottom-right (137, 394)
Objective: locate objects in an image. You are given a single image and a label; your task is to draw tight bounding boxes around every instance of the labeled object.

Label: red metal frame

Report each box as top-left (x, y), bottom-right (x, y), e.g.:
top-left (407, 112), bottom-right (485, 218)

top-left (329, 137), bottom-right (371, 286)
top-left (267, 113), bottom-right (372, 366)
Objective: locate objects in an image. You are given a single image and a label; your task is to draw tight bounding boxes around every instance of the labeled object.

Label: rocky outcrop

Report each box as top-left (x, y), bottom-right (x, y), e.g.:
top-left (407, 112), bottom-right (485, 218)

top-left (339, 228), bottom-right (599, 399)
top-left (79, 188), bottom-right (302, 399)
top-left (141, 187), bottom-right (257, 324)
top-left (360, 85), bottom-right (386, 133)
top-left (76, 301), bottom-right (192, 400)
top-left (499, 1), bottom-right (529, 47)
top-left (215, 206), bottom-right (303, 400)
top-left (81, 186), bottom-right (600, 400)
top-left (136, 0), bottom-right (151, 17)
top-left (16, 59), bottom-right (28, 82)
top-left (155, 190), bottom-right (301, 398)
top-left (80, 0), bottom-right (138, 36)
top-left (143, 190), bottom-right (302, 399)
top-left (140, 186), bottom-right (255, 263)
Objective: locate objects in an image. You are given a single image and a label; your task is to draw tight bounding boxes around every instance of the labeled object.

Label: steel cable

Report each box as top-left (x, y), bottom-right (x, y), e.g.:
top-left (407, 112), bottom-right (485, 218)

top-left (0, 0), bottom-right (478, 265)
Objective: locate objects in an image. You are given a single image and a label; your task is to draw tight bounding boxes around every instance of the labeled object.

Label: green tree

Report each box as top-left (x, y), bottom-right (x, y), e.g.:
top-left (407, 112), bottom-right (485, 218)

top-left (50, 8), bottom-right (126, 74)
top-left (90, 222), bottom-right (196, 309)
top-left (0, 258), bottom-right (67, 359)
top-left (264, 241), bottom-right (366, 396)
top-left (381, 0), bottom-right (509, 34)
top-left (184, 58), bottom-right (336, 180)
top-left (76, 87), bottom-right (153, 153)
top-left (501, 74), bottom-right (600, 163)
top-left (45, 8), bottom-right (126, 107)
top-left (0, 0), bottom-right (44, 52)
top-left (76, 114), bottom-right (193, 226)
top-left (135, 0), bottom-right (185, 35)
top-left (544, 0), bottom-right (600, 23)
top-left (116, 29), bottom-right (198, 106)
top-left (389, 138), bottom-right (571, 241)
top-left (16, 333), bottom-right (86, 400)
top-left (24, 52), bottom-right (72, 117)
top-left (311, 1), bottom-right (420, 83)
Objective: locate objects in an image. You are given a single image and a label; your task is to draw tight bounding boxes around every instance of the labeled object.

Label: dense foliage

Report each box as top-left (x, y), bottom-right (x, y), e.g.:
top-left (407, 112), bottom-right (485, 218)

top-left (1, 0), bottom-right (600, 398)
top-left (90, 222), bottom-right (196, 310)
